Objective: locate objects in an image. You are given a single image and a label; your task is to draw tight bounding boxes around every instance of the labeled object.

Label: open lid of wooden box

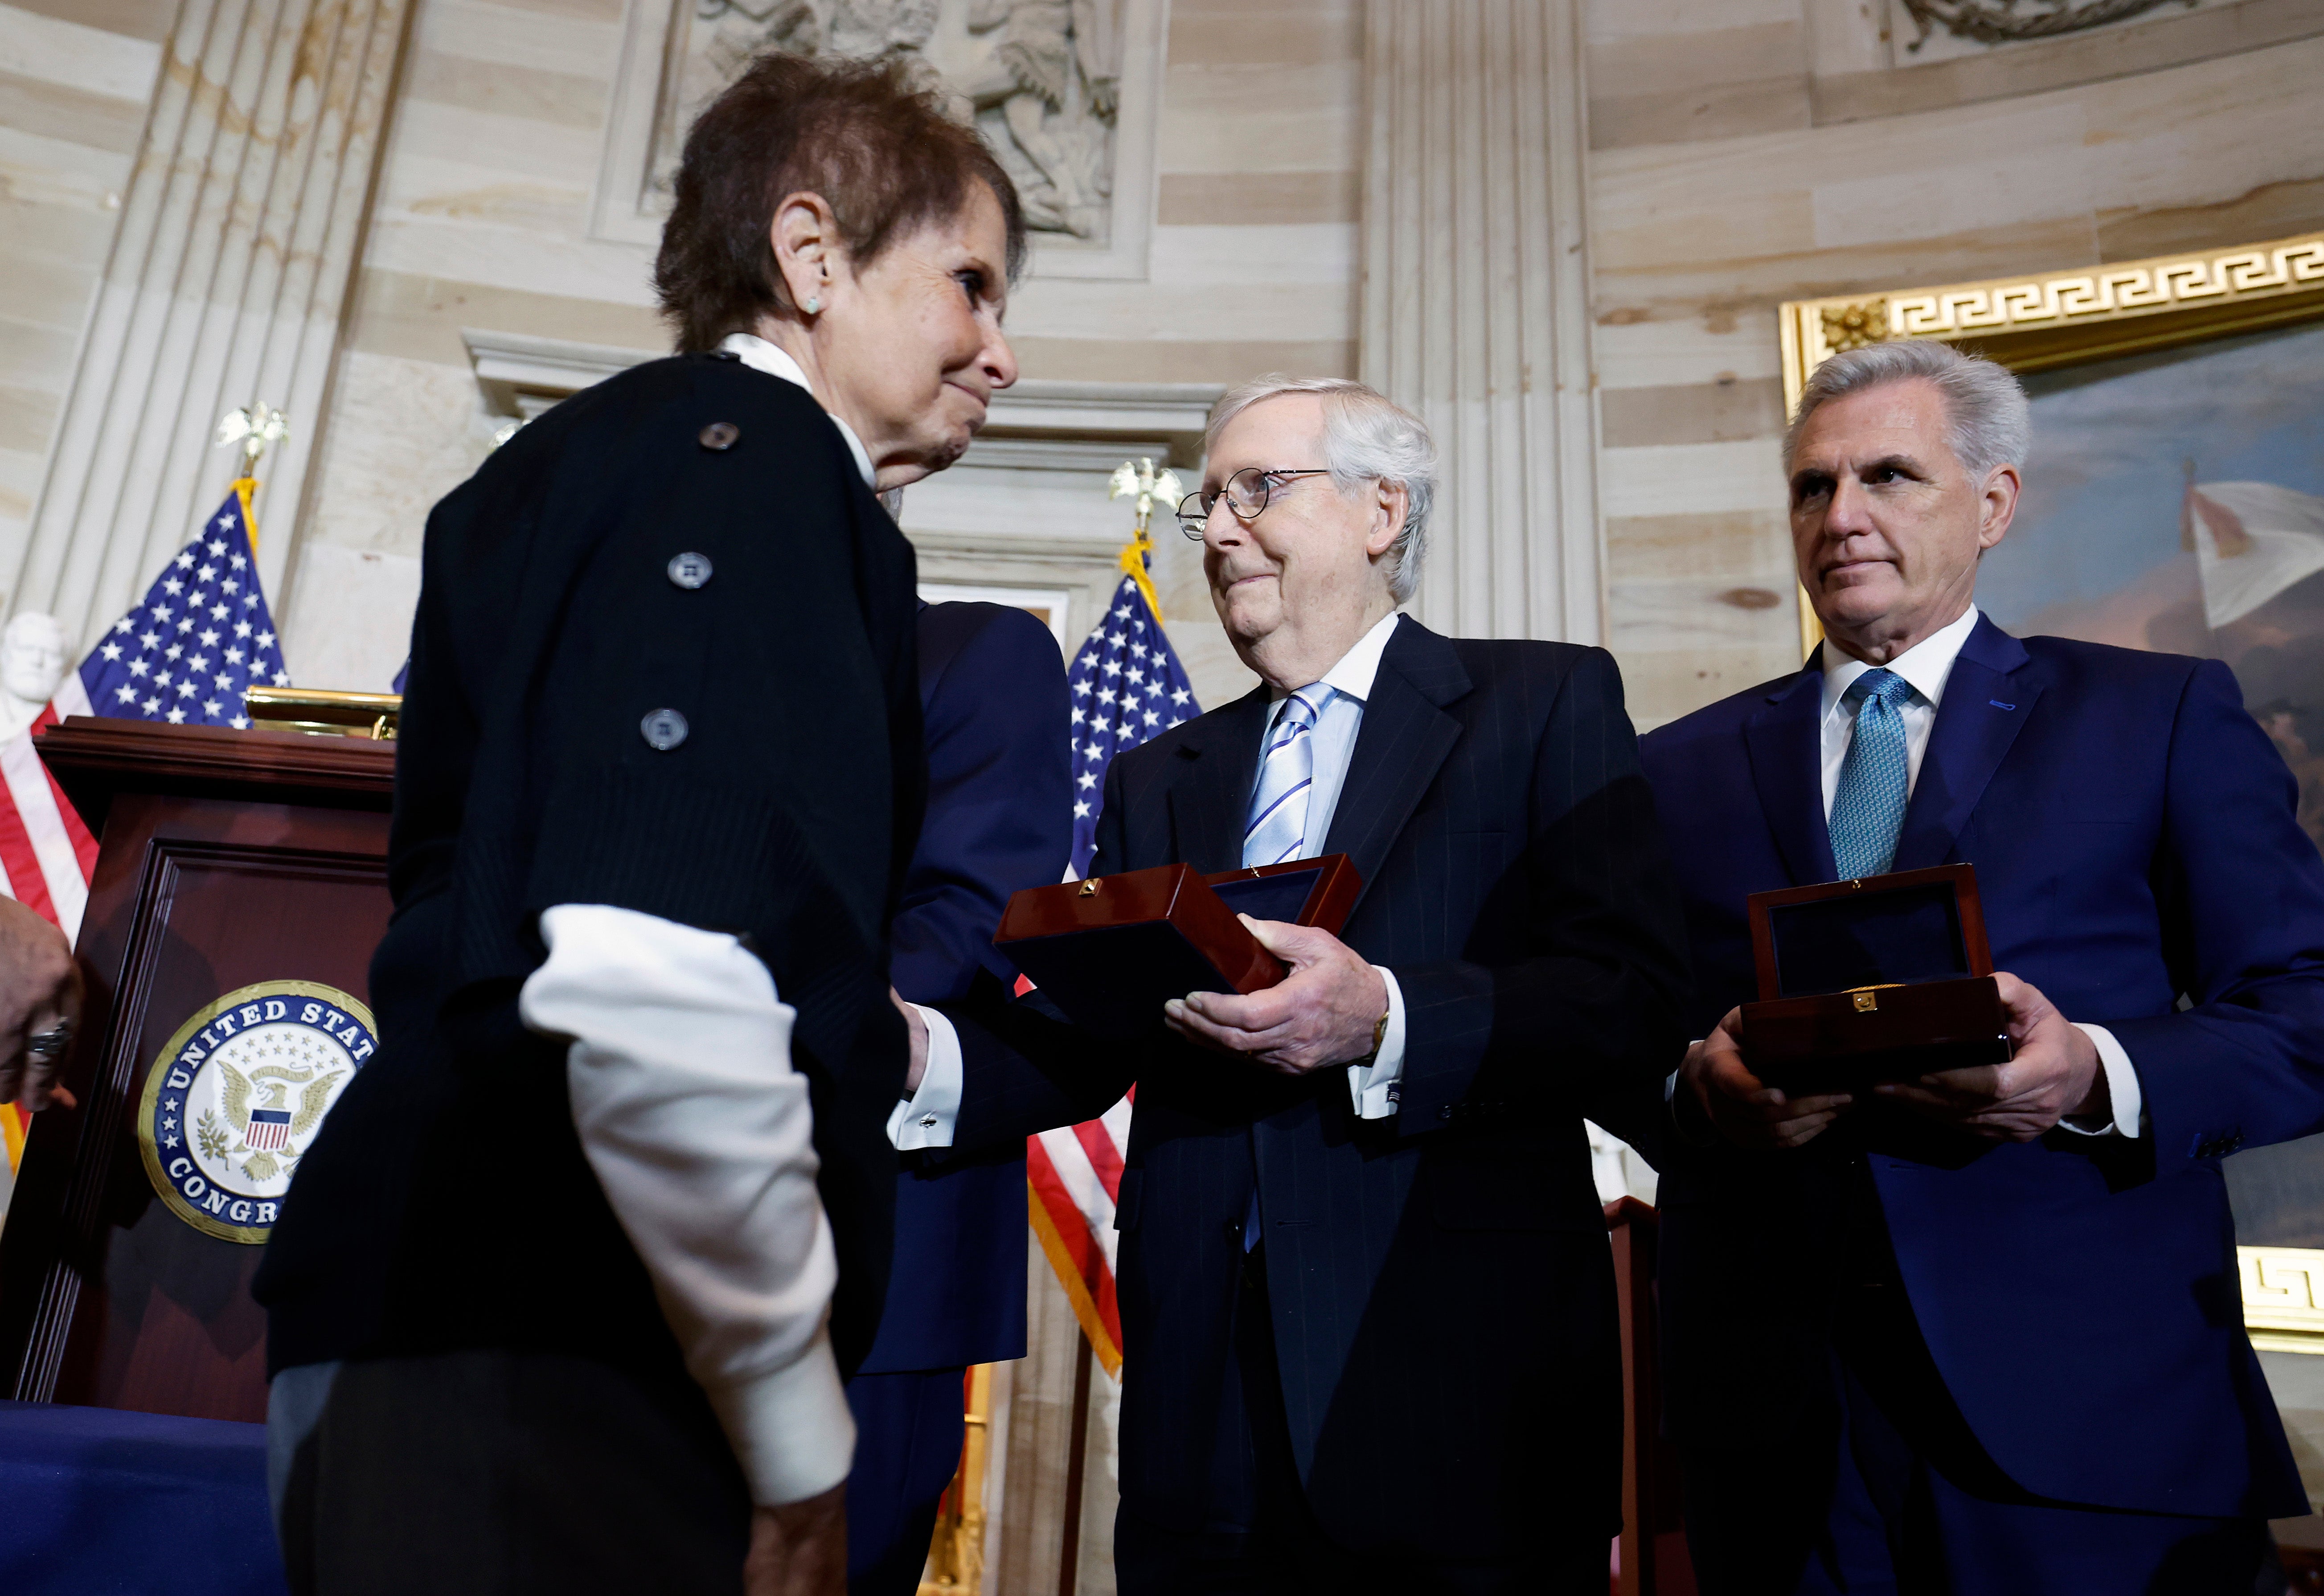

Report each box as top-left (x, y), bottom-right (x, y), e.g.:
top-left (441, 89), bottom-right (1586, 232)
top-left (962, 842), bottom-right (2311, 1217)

top-left (1747, 862), bottom-right (1992, 1004)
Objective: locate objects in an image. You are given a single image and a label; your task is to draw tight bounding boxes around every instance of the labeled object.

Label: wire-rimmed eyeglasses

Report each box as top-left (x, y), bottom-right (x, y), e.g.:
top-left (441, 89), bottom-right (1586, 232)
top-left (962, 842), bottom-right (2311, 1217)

top-left (1175, 468), bottom-right (1332, 540)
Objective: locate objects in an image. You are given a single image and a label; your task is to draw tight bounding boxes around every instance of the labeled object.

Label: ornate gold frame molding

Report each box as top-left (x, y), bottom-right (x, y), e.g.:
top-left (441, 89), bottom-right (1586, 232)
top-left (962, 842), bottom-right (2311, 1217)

top-left (2243, 1246), bottom-right (2324, 1354)
top-left (1775, 229), bottom-right (2324, 652)
top-left (1779, 229), bottom-right (2324, 412)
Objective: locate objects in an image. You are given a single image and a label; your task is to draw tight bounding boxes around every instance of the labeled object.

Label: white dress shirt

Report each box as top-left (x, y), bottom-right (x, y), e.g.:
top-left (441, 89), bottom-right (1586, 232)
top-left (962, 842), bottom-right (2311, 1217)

top-left (1820, 607), bottom-right (2141, 1138)
top-left (522, 907), bottom-right (854, 1506)
top-left (717, 332), bottom-right (874, 486)
top-left (1817, 604), bottom-right (1979, 819)
top-left (892, 611), bottom-right (1414, 1135)
top-left (1255, 610), bottom-right (1408, 1118)
top-left (512, 346), bottom-right (892, 1507)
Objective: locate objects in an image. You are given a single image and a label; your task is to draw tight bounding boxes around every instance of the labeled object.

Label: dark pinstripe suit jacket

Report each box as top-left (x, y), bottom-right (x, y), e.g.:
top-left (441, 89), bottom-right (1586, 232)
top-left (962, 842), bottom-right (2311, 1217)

top-left (950, 616), bottom-right (1692, 1558)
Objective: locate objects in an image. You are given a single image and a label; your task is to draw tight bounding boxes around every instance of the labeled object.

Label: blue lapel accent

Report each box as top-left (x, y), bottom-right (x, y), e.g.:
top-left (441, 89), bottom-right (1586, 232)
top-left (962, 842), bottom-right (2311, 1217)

top-left (1892, 615), bottom-right (2039, 871)
top-left (1320, 617), bottom-right (1471, 920)
top-left (1743, 665), bottom-right (1836, 886)
top-left (1168, 684), bottom-right (1272, 874)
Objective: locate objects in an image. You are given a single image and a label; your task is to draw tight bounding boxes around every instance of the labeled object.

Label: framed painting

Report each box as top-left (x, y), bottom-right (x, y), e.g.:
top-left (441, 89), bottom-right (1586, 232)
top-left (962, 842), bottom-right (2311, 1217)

top-left (1777, 234), bottom-right (2324, 1372)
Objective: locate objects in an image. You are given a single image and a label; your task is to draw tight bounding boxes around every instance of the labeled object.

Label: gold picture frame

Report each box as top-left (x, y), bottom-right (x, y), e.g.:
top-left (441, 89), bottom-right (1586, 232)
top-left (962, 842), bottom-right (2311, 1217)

top-left (1776, 230), bottom-right (2324, 654)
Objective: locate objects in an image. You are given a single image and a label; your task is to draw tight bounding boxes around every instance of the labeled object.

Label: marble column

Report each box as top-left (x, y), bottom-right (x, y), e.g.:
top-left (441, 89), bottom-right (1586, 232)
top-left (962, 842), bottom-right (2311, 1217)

top-left (11, 0), bottom-right (412, 652)
top-left (1360, 0), bottom-right (1602, 645)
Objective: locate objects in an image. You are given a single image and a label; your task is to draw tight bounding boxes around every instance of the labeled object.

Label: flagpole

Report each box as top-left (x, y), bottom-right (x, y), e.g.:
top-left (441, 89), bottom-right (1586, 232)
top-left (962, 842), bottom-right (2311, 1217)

top-left (216, 402), bottom-right (289, 551)
top-left (1106, 457), bottom-right (1182, 624)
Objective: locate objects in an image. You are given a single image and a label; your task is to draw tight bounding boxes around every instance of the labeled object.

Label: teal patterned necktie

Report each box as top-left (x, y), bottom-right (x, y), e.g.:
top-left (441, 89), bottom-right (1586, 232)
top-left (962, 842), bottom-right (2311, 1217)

top-left (1828, 669), bottom-right (1917, 880)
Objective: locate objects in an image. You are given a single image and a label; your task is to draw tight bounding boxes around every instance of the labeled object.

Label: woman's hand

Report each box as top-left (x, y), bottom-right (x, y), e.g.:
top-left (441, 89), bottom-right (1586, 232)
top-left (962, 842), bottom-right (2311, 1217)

top-left (745, 1484), bottom-right (846, 1596)
top-left (0, 895), bottom-right (80, 1111)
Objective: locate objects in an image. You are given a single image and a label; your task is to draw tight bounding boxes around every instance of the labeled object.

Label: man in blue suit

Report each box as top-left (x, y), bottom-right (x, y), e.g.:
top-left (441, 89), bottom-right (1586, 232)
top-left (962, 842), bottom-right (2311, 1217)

top-left (849, 599), bottom-right (1071, 1595)
top-left (1640, 338), bottom-right (2324, 1593)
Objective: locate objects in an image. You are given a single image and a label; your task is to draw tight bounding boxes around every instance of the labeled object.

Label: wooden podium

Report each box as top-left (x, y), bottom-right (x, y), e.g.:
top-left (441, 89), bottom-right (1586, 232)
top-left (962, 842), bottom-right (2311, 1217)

top-left (0, 719), bottom-right (394, 1423)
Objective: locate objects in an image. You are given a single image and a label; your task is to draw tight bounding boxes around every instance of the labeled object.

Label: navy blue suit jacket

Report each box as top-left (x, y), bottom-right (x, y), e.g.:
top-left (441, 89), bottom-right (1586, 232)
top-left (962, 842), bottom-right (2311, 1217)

top-left (947, 618), bottom-right (1693, 1556)
top-left (856, 602), bottom-right (1071, 1374)
top-left (1639, 615), bottom-right (2324, 1519)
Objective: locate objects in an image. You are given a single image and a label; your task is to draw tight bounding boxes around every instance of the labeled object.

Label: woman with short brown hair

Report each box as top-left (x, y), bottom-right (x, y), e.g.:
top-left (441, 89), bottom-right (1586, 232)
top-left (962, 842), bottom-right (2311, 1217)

top-left (258, 53), bottom-right (1020, 1596)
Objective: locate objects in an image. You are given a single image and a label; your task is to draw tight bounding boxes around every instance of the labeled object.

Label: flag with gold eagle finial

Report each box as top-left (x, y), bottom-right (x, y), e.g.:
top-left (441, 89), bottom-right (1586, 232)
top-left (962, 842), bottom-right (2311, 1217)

top-left (63, 480), bottom-right (290, 730)
top-left (1065, 521), bottom-right (1198, 874)
top-left (0, 479), bottom-right (287, 1198)
top-left (1025, 524), bottom-right (1199, 1375)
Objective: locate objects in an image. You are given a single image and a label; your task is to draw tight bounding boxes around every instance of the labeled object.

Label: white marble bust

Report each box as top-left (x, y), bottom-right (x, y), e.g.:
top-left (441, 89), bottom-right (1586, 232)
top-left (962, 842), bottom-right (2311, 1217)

top-left (0, 613), bottom-right (71, 743)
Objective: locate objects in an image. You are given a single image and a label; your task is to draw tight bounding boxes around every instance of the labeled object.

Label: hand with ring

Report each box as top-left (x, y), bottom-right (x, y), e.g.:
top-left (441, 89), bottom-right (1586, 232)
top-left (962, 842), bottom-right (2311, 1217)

top-left (0, 895), bottom-right (81, 1111)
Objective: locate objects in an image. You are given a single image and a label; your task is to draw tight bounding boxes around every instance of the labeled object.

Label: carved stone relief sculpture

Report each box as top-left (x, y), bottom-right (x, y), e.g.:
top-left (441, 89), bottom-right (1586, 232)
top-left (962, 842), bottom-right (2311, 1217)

top-left (1892, 0), bottom-right (2226, 59)
top-left (671, 0), bottom-right (1119, 240)
top-left (595, 0), bottom-right (1158, 271)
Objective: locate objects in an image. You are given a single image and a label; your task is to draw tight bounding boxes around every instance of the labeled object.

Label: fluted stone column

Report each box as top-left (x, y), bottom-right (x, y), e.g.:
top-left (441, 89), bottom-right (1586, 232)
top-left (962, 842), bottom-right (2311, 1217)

top-left (1360, 0), bottom-right (1602, 645)
top-left (12, 0), bottom-right (411, 648)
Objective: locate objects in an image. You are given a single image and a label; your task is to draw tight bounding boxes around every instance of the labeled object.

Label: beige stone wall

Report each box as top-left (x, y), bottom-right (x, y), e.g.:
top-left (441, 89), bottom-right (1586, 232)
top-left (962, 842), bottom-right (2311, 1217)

top-left (0, 0), bottom-right (172, 627)
top-left (288, 0), bottom-right (1364, 703)
top-left (13, 1), bottom-right (2324, 714)
top-left (1587, 0), bottom-right (2324, 727)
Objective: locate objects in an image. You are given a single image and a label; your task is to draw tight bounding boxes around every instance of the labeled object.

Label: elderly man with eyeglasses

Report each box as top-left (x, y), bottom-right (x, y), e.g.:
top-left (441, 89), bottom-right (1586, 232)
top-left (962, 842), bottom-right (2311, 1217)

top-left (912, 374), bottom-right (1692, 1592)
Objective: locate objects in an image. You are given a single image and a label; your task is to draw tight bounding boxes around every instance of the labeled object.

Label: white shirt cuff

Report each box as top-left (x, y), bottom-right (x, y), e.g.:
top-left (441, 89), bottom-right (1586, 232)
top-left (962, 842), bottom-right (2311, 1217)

top-left (2059, 1022), bottom-right (2143, 1138)
top-left (521, 903), bottom-right (849, 1506)
top-left (888, 1003), bottom-right (962, 1149)
top-left (700, 1323), bottom-right (855, 1505)
top-left (1346, 967), bottom-right (1405, 1120)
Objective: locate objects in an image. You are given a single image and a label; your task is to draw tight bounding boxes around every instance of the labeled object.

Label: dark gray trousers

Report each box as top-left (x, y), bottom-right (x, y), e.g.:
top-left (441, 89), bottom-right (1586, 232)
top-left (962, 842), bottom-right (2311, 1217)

top-left (268, 1348), bottom-right (750, 1596)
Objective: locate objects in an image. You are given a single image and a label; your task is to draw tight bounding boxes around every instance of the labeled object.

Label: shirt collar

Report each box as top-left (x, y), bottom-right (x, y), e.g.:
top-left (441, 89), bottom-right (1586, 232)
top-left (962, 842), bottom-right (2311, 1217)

top-left (1275, 610), bottom-right (1403, 708)
top-left (1820, 604), bottom-right (1982, 722)
top-left (717, 332), bottom-right (875, 488)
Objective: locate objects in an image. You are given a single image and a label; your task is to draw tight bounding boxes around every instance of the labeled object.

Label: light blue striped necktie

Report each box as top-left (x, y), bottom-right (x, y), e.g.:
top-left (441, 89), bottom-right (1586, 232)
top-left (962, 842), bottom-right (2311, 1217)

top-left (1238, 688), bottom-right (1323, 1253)
top-left (1244, 689), bottom-right (1324, 869)
top-left (1828, 668), bottom-right (1918, 880)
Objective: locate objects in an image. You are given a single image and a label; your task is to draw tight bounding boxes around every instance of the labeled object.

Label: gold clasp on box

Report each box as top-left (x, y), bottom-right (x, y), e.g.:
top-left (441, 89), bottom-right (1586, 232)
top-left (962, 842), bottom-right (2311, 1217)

top-left (1079, 879), bottom-right (1100, 896)
top-left (1844, 982), bottom-right (1903, 1013)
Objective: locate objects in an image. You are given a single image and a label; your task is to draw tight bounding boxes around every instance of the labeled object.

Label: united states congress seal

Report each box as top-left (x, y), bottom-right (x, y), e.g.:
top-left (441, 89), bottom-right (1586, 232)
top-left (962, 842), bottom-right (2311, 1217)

top-left (137, 980), bottom-right (375, 1244)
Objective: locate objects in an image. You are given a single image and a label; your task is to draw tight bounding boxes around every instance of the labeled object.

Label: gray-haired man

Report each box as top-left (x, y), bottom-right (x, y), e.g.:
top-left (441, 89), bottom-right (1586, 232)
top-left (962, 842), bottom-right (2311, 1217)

top-left (919, 376), bottom-right (1693, 1590)
top-left (1641, 340), bottom-right (2324, 1592)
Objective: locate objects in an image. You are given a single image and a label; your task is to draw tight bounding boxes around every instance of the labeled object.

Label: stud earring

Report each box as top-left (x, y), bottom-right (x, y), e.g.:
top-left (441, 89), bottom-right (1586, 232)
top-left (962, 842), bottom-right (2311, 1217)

top-left (803, 296), bottom-right (821, 315)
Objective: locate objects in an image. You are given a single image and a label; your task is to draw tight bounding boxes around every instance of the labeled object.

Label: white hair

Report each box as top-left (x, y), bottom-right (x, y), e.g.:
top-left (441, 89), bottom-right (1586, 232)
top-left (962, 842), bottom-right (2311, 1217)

top-left (1784, 339), bottom-right (2030, 481)
top-left (1204, 375), bottom-right (1438, 604)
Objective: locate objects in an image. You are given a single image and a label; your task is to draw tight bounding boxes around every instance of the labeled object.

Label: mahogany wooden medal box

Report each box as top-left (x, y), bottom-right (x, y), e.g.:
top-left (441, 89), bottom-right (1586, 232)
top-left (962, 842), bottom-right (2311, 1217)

top-left (993, 855), bottom-right (1361, 1038)
top-left (1739, 862), bottom-right (2012, 1091)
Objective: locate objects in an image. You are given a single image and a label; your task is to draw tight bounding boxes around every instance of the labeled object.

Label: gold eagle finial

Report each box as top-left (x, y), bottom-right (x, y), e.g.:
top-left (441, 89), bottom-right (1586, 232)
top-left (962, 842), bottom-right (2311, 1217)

top-left (1107, 457), bottom-right (1183, 537)
top-left (216, 402), bottom-right (290, 471)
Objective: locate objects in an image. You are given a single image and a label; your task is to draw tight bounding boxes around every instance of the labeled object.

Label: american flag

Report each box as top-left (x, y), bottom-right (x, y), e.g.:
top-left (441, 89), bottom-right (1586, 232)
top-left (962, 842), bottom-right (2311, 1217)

top-left (74, 486), bottom-right (289, 728)
top-left (1028, 548), bottom-right (1199, 1374)
top-left (1067, 565), bottom-right (1198, 875)
top-left (0, 480), bottom-right (284, 1201)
